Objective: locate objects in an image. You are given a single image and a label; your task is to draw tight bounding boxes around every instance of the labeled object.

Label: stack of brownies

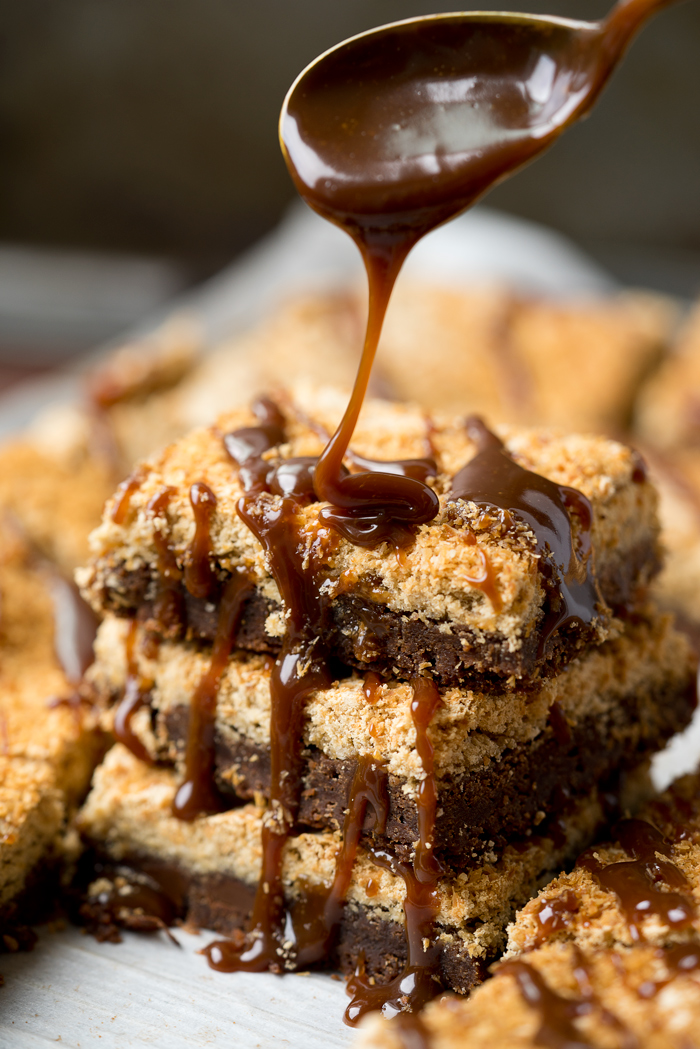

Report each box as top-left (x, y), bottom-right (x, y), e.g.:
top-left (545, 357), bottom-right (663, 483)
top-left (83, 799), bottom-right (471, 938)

top-left (74, 383), bottom-right (696, 1011)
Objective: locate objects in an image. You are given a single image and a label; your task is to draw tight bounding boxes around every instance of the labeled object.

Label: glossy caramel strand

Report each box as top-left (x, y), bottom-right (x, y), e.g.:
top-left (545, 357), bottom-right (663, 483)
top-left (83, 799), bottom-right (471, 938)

top-left (111, 466), bottom-right (148, 525)
top-left (533, 890), bottom-right (580, 947)
top-left (184, 482), bottom-right (218, 600)
top-left (291, 755), bottom-right (390, 969)
top-left (457, 528), bottom-right (502, 613)
top-left (410, 678), bottom-right (442, 885)
top-left (450, 417), bottom-right (599, 651)
top-left (208, 414), bottom-right (335, 972)
top-left (345, 679), bottom-right (442, 1025)
top-left (363, 671), bottom-right (384, 704)
top-left (172, 570), bottom-right (253, 821)
top-left (345, 844), bottom-right (443, 1026)
top-left (113, 620), bottom-right (153, 766)
top-left (81, 864), bottom-right (181, 945)
top-left (144, 486), bottom-right (187, 636)
top-left (578, 818), bottom-right (695, 941)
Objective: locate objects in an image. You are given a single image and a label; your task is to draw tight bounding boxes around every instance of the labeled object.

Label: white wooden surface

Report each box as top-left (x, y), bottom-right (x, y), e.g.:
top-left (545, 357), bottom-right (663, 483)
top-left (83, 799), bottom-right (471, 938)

top-left (0, 925), bottom-right (354, 1048)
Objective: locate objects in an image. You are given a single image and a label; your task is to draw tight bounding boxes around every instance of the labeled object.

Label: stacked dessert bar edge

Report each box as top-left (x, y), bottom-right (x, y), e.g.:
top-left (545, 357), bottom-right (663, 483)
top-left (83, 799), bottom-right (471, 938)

top-left (356, 771), bottom-right (700, 1048)
top-left (74, 384), bottom-right (696, 1017)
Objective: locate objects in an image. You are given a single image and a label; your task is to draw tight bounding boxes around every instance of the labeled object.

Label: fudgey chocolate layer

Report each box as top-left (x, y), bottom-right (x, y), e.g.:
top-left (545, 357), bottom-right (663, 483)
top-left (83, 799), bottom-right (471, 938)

top-left (77, 386), bottom-right (661, 685)
top-left (76, 745), bottom-right (609, 989)
top-left (88, 608), bottom-right (695, 866)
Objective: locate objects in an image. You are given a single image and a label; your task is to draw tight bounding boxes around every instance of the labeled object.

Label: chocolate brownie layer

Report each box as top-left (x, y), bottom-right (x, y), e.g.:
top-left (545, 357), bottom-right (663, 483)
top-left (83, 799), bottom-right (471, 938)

top-left (78, 387), bottom-right (661, 685)
top-left (88, 609), bottom-right (695, 866)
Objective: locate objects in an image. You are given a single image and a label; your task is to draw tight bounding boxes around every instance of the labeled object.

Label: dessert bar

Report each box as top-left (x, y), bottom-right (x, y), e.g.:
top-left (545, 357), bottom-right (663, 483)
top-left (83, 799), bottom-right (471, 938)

top-left (0, 518), bottom-right (106, 934)
top-left (377, 282), bottom-right (674, 431)
top-left (357, 938), bottom-right (700, 1048)
top-left (87, 608), bottom-right (695, 866)
top-left (78, 386), bottom-right (661, 686)
top-left (357, 772), bottom-right (700, 1048)
top-left (73, 282), bottom-right (676, 475)
top-left (76, 744), bottom-right (612, 993)
top-left (636, 299), bottom-right (700, 452)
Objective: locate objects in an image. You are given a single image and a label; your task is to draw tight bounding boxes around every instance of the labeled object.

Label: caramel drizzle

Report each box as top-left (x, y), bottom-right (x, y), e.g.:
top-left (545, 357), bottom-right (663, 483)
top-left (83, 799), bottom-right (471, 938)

top-left (449, 417), bottom-right (599, 651)
top-left (500, 953), bottom-right (635, 1049)
top-left (205, 401), bottom-right (333, 972)
top-left (532, 890), bottom-right (580, 947)
top-left (282, 396), bottom-right (438, 552)
top-left (184, 482), bottom-right (218, 600)
top-left (113, 620), bottom-right (153, 765)
top-left (363, 671), bottom-right (384, 704)
top-left (345, 844), bottom-right (442, 1025)
top-left (458, 528), bottom-right (502, 614)
top-left (204, 754), bottom-right (389, 972)
top-left (114, 488), bottom-right (182, 766)
top-left (111, 466), bottom-right (148, 525)
top-left (578, 818), bottom-right (696, 941)
top-left (345, 677), bottom-right (442, 1024)
top-left (207, 408), bottom-right (446, 1018)
top-left (172, 570), bottom-right (252, 820)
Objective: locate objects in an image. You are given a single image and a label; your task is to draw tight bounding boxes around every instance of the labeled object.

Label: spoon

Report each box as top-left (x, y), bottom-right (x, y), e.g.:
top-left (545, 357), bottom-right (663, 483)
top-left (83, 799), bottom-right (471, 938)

top-left (279, 0), bottom-right (680, 521)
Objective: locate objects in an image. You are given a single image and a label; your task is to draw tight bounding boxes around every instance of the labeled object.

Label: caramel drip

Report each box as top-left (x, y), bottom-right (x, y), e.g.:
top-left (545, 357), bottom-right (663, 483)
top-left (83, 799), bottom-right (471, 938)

top-left (115, 487), bottom-right (186, 765)
top-left (82, 864), bottom-right (181, 942)
top-left (294, 755), bottom-right (389, 969)
top-left (450, 418), bottom-right (599, 650)
top-left (111, 466), bottom-right (147, 525)
top-left (345, 845), bottom-right (442, 1025)
top-left (363, 671), bottom-right (384, 704)
top-left (345, 679), bottom-right (442, 1025)
top-left (410, 678), bottom-right (442, 885)
top-left (459, 529), bottom-right (502, 614)
top-left (207, 411), bottom-right (333, 972)
top-left (532, 890), bottom-right (580, 947)
top-left (147, 487), bottom-right (186, 634)
top-left (500, 956), bottom-right (634, 1049)
top-left (113, 620), bottom-right (153, 765)
top-left (172, 570), bottom-right (253, 820)
top-left (46, 573), bottom-right (98, 685)
top-left (184, 482), bottom-right (218, 600)
top-left (578, 818), bottom-right (696, 941)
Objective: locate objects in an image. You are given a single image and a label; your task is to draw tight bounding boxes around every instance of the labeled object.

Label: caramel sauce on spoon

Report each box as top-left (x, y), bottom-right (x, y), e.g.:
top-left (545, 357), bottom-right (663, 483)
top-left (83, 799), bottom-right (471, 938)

top-left (280, 0), bottom-right (677, 545)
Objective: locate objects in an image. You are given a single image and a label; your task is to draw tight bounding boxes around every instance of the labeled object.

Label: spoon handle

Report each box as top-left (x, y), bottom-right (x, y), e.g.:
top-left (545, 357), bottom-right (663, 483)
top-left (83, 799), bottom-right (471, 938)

top-left (603, 0), bottom-right (683, 59)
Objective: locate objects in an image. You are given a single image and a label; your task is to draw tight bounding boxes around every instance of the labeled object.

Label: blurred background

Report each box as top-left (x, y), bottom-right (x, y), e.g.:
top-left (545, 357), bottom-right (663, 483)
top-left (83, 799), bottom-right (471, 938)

top-left (0, 0), bottom-right (698, 384)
